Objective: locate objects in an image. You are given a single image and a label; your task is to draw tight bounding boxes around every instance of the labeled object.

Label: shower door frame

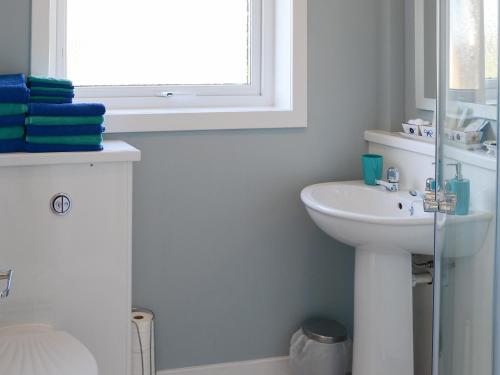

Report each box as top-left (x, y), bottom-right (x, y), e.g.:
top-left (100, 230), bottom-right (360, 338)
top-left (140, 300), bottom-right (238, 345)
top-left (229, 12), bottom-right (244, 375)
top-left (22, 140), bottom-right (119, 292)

top-left (432, 0), bottom-right (500, 374)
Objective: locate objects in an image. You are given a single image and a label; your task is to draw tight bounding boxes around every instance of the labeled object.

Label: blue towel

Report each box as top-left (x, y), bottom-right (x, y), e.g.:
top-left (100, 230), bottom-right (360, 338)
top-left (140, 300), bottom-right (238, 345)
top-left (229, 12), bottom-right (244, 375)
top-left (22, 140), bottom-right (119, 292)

top-left (29, 97), bottom-right (74, 104)
top-left (25, 143), bottom-right (103, 153)
top-left (0, 74), bottom-right (29, 104)
top-left (0, 114), bottom-right (26, 127)
top-left (0, 138), bottom-right (25, 153)
top-left (26, 125), bottom-right (105, 136)
top-left (29, 90), bottom-right (75, 98)
top-left (28, 103), bottom-right (106, 116)
top-left (28, 82), bottom-right (75, 90)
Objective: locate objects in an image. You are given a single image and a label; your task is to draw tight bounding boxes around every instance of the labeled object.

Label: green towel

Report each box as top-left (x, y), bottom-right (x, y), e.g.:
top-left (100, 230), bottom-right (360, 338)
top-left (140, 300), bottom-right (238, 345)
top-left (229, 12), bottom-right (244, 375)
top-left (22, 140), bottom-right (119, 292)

top-left (26, 134), bottom-right (103, 146)
top-left (0, 103), bottom-right (28, 116)
top-left (30, 96), bottom-right (72, 103)
top-left (28, 75), bottom-right (73, 87)
top-left (0, 126), bottom-right (24, 140)
top-left (26, 116), bottom-right (104, 126)
top-left (30, 87), bottom-right (74, 94)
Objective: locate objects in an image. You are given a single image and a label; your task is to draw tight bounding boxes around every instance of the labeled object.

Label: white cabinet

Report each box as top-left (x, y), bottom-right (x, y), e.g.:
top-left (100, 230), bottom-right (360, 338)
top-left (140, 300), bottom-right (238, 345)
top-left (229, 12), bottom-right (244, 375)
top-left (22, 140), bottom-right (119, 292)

top-left (0, 141), bottom-right (140, 375)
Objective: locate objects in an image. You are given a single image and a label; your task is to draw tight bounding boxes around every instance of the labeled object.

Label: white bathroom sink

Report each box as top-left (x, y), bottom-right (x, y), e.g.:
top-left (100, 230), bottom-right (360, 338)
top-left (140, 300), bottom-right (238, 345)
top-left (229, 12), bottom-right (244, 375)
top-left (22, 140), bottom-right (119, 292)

top-left (301, 180), bottom-right (435, 254)
top-left (301, 180), bottom-right (491, 256)
top-left (300, 180), bottom-right (492, 375)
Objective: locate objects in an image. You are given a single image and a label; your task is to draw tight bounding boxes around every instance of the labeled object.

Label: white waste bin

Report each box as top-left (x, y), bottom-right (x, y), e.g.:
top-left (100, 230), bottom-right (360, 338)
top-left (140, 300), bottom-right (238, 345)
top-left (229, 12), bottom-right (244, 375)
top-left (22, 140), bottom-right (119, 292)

top-left (290, 318), bottom-right (352, 375)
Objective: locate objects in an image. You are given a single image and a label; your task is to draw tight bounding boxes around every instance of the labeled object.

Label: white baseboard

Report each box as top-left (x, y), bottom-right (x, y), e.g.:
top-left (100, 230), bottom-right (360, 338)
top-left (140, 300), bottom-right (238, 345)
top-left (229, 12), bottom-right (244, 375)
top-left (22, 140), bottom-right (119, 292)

top-left (157, 357), bottom-right (290, 375)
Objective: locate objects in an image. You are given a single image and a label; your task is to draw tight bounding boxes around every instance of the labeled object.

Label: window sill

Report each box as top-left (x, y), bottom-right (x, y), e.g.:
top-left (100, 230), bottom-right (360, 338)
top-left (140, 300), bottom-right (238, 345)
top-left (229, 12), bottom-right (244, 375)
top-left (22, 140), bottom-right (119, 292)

top-left (32, 0), bottom-right (307, 133)
top-left (103, 105), bottom-right (307, 133)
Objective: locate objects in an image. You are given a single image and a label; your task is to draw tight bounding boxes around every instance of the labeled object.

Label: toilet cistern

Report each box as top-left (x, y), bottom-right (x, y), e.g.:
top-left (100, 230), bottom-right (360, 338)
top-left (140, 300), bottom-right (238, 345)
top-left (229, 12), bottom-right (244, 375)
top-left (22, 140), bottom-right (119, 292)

top-left (376, 166), bottom-right (400, 192)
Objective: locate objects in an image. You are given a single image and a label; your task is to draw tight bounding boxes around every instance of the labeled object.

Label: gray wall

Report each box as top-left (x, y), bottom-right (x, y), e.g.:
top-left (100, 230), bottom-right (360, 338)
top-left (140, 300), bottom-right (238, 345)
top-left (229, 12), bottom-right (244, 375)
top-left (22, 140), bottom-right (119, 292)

top-left (405, 0), bottom-right (435, 122)
top-left (405, 3), bottom-right (434, 375)
top-left (0, 0), bottom-right (405, 370)
top-left (378, 0), bottom-right (406, 131)
top-left (0, 0), bottom-right (31, 73)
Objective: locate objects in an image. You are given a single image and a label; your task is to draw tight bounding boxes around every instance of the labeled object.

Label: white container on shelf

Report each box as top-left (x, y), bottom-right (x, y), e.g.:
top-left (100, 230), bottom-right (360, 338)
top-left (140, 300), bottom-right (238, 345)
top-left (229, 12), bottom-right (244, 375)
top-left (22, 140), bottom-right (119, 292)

top-left (402, 123), bottom-right (420, 136)
top-left (419, 125), bottom-right (436, 139)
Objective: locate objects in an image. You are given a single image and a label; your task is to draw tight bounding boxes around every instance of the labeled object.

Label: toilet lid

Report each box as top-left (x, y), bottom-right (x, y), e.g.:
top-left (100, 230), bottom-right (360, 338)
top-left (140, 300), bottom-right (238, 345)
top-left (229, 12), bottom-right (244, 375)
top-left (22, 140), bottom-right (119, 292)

top-left (0, 324), bottom-right (98, 375)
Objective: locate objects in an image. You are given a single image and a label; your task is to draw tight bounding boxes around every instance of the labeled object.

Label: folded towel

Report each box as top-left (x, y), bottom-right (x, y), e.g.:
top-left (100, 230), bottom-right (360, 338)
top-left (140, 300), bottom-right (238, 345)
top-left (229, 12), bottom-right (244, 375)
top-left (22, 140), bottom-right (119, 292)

top-left (30, 96), bottom-right (73, 104)
top-left (29, 82), bottom-right (75, 90)
top-left (26, 116), bottom-right (104, 126)
top-left (0, 126), bottom-right (24, 140)
top-left (28, 103), bottom-right (105, 117)
top-left (25, 143), bottom-right (103, 153)
top-left (28, 75), bottom-right (73, 89)
top-left (29, 86), bottom-right (74, 94)
top-left (0, 114), bottom-right (26, 127)
top-left (0, 103), bottom-right (28, 116)
top-left (26, 134), bottom-right (103, 146)
top-left (26, 124), bottom-right (105, 136)
top-left (0, 74), bottom-right (29, 104)
top-left (29, 89), bottom-right (75, 98)
top-left (0, 138), bottom-right (25, 153)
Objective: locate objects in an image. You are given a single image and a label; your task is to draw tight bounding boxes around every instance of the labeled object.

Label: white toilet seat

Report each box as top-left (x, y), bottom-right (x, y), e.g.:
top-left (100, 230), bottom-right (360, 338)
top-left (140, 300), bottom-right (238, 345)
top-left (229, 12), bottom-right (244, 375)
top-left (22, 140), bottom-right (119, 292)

top-left (0, 324), bottom-right (98, 375)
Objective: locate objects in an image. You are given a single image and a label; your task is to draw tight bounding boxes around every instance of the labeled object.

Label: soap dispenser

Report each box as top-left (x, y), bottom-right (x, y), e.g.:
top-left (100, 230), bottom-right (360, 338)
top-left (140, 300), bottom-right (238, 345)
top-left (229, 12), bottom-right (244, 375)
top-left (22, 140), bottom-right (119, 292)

top-left (447, 162), bottom-right (470, 215)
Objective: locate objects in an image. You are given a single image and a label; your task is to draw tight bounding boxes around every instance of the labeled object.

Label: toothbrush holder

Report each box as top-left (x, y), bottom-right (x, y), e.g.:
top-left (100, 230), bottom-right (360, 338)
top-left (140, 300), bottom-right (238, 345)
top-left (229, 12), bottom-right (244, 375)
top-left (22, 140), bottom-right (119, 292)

top-left (362, 154), bottom-right (383, 186)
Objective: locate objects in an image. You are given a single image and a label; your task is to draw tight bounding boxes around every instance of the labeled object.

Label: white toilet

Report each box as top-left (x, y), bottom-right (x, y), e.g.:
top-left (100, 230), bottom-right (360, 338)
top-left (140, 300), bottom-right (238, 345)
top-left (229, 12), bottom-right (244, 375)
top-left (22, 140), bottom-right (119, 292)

top-left (0, 324), bottom-right (98, 375)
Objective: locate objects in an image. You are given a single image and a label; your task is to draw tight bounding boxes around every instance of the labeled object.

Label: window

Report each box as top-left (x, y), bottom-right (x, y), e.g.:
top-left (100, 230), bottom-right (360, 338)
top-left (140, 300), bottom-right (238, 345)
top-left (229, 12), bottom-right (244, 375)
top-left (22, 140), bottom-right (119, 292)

top-left (63, 0), bottom-right (261, 96)
top-left (31, 0), bottom-right (307, 132)
top-left (449, 0), bottom-right (498, 105)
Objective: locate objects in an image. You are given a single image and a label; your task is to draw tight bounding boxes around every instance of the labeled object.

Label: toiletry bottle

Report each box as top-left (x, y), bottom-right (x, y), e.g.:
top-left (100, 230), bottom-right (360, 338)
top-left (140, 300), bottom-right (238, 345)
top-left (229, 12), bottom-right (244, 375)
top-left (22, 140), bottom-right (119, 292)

top-left (447, 162), bottom-right (470, 215)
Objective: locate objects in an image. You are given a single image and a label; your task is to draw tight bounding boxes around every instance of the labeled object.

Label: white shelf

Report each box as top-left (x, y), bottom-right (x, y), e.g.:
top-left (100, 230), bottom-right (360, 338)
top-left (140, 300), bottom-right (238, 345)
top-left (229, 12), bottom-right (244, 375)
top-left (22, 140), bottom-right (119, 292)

top-left (443, 144), bottom-right (496, 171)
top-left (364, 130), bottom-right (435, 156)
top-left (365, 130), bottom-right (496, 171)
top-left (0, 141), bottom-right (141, 167)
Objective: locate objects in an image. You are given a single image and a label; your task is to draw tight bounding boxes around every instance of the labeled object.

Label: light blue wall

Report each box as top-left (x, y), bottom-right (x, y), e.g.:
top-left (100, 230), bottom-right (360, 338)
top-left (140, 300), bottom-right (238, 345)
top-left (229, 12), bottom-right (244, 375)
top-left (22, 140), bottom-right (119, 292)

top-left (378, 0), bottom-right (406, 131)
top-left (0, 0), bottom-right (31, 73)
top-left (0, 0), bottom-right (404, 370)
top-left (404, 0), bottom-right (435, 122)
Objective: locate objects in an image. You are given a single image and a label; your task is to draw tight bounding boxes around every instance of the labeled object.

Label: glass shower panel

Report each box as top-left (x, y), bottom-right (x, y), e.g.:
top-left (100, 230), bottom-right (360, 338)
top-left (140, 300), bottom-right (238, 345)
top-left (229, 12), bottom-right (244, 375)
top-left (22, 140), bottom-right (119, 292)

top-left (434, 0), bottom-right (498, 374)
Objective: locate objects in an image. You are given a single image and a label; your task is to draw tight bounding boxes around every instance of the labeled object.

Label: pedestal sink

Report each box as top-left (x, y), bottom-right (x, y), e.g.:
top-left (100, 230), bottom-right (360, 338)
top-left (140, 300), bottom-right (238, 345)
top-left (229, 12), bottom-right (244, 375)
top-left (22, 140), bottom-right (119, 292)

top-left (300, 180), bottom-right (491, 375)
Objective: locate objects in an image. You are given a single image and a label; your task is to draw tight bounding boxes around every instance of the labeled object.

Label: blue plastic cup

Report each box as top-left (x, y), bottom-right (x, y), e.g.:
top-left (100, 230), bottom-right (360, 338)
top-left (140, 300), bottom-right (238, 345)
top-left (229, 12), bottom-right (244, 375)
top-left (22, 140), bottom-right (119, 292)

top-left (362, 154), bottom-right (383, 185)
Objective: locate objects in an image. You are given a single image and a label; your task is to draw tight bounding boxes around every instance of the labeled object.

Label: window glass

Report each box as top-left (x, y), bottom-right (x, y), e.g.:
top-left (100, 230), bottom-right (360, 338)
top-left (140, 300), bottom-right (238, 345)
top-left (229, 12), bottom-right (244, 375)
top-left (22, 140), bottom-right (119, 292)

top-left (66, 0), bottom-right (250, 87)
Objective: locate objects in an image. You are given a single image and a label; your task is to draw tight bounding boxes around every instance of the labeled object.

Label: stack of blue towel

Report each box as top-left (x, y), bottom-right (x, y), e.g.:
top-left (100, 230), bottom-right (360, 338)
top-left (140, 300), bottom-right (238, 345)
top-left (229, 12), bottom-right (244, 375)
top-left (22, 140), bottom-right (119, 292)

top-left (25, 103), bottom-right (106, 152)
top-left (0, 74), bottom-right (28, 152)
top-left (27, 76), bottom-right (74, 104)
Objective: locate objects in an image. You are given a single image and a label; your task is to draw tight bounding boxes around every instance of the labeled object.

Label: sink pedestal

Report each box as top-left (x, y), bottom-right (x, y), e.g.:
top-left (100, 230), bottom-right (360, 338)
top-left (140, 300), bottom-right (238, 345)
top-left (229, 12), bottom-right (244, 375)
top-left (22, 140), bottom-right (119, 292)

top-left (353, 245), bottom-right (414, 375)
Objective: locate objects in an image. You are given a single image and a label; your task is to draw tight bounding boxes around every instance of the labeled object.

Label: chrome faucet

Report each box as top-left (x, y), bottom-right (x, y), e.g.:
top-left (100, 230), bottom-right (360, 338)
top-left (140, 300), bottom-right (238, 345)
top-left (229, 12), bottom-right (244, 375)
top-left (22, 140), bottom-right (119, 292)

top-left (409, 182), bottom-right (438, 214)
top-left (0, 269), bottom-right (13, 299)
top-left (423, 178), bottom-right (439, 212)
top-left (376, 167), bottom-right (400, 192)
top-left (422, 177), bottom-right (457, 213)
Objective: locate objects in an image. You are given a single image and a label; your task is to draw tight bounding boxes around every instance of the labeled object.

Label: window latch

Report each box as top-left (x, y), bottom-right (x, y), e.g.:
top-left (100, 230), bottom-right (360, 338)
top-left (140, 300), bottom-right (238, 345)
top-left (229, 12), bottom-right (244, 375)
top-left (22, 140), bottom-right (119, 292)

top-left (158, 92), bottom-right (197, 98)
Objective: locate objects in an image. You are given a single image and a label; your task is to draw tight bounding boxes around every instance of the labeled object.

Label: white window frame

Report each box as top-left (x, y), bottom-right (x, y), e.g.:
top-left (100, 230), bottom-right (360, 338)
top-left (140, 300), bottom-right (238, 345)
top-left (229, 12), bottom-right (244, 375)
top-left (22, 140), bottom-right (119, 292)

top-left (414, 0), bottom-right (497, 120)
top-left (31, 0), bottom-right (307, 133)
top-left (56, 0), bottom-right (264, 100)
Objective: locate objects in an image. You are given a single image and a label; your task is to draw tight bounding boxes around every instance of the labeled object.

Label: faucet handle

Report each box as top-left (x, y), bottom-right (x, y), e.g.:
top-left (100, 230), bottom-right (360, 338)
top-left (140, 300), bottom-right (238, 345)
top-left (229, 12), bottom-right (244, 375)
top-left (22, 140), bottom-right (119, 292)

top-left (423, 177), bottom-right (437, 212)
top-left (0, 269), bottom-right (13, 299)
top-left (425, 178), bottom-right (436, 192)
top-left (387, 167), bottom-right (400, 183)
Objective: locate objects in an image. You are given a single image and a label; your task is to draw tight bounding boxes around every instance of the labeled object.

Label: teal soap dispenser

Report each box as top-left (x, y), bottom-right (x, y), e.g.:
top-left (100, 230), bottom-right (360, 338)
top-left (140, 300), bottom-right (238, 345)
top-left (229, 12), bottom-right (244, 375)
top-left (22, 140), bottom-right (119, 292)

top-left (447, 162), bottom-right (470, 215)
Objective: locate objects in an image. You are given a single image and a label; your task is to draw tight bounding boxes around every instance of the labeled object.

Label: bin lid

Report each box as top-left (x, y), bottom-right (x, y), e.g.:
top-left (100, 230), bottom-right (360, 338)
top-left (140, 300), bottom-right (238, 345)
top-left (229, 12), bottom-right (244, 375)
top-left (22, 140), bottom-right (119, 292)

top-left (301, 318), bottom-right (347, 344)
